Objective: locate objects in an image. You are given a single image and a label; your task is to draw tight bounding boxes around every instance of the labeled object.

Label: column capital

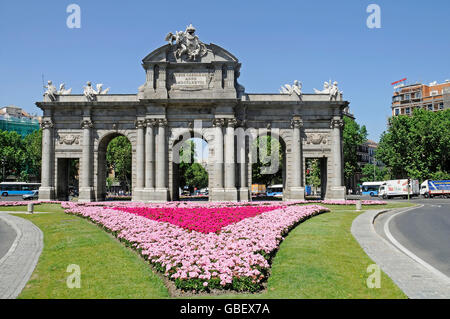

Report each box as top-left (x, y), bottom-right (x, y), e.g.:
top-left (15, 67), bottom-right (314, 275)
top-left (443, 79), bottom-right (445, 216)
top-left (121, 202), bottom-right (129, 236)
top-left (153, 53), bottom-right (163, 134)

top-left (213, 118), bottom-right (226, 127)
top-left (40, 119), bottom-right (54, 129)
top-left (145, 119), bottom-right (157, 127)
top-left (135, 119), bottom-right (146, 128)
top-left (226, 118), bottom-right (238, 128)
top-left (290, 117), bottom-right (303, 129)
top-left (330, 118), bottom-right (344, 129)
top-left (81, 119), bottom-right (93, 129)
top-left (156, 119), bottom-right (168, 127)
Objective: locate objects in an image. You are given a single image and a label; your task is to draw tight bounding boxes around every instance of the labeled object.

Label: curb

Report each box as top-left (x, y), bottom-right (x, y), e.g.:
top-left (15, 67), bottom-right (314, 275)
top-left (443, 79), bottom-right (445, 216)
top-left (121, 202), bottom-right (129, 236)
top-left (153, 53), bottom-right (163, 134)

top-left (0, 214), bottom-right (43, 299)
top-left (351, 208), bottom-right (450, 299)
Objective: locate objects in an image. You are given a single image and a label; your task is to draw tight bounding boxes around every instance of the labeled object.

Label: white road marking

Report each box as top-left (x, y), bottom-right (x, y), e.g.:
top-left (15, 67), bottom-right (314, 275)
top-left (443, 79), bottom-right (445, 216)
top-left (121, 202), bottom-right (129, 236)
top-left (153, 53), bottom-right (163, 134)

top-left (383, 205), bottom-right (450, 284)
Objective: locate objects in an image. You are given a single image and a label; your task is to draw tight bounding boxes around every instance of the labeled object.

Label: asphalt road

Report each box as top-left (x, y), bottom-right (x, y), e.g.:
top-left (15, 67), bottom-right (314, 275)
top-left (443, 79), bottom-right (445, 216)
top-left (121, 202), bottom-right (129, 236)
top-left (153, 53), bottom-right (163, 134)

top-left (0, 195), bottom-right (25, 202)
top-left (385, 198), bottom-right (450, 277)
top-left (0, 217), bottom-right (17, 259)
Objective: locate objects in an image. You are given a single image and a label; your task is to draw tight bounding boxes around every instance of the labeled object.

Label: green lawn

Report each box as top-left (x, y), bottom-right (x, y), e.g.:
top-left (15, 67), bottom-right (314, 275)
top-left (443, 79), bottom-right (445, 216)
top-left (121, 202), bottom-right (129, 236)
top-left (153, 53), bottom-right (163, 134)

top-left (10, 206), bottom-right (169, 299)
top-left (2, 202), bottom-right (414, 299)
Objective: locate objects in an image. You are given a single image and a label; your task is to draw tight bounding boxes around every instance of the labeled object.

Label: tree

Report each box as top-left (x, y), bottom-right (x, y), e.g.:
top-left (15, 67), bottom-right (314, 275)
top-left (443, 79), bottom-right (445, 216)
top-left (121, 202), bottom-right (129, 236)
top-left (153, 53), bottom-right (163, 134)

top-left (23, 129), bottom-right (42, 181)
top-left (376, 109), bottom-right (450, 181)
top-left (343, 116), bottom-right (368, 185)
top-left (106, 136), bottom-right (132, 191)
top-left (360, 163), bottom-right (389, 182)
top-left (185, 163), bottom-right (208, 190)
top-left (0, 130), bottom-right (26, 181)
top-left (252, 135), bottom-right (284, 186)
top-left (305, 159), bottom-right (321, 187)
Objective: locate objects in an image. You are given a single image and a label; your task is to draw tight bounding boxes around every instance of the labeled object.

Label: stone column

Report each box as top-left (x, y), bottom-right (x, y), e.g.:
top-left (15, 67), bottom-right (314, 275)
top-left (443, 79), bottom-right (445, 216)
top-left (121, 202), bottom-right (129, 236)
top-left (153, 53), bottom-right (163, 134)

top-left (134, 119), bottom-right (146, 201)
top-left (224, 119), bottom-right (237, 201)
top-left (79, 119), bottom-right (94, 202)
top-left (38, 119), bottom-right (55, 200)
top-left (289, 117), bottom-right (305, 200)
top-left (210, 118), bottom-right (225, 201)
top-left (144, 119), bottom-right (155, 193)
top-left (154, 119), bottom-right (168, 201)
top-left (237, 122), bottom-right (249, 201)
top-left (328, 117), bottom-right (346, 200)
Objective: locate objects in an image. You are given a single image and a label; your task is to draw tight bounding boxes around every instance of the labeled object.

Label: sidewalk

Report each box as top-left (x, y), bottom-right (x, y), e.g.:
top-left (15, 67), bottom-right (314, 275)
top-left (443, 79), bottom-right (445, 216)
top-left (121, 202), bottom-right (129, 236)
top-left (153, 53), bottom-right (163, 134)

top-left (351, 209), bottom-right (450, 299)
top-left (0, 213), bottom-right (43, 299)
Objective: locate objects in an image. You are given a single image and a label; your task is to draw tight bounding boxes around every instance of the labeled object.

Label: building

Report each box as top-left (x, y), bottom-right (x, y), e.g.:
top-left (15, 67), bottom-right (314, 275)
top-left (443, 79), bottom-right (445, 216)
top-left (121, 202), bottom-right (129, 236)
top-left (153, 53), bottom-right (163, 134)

top-left (0, 105), bottom-right (41, 136)
top-left (346, 140), bottom-right (383, 192)
top-left (36, 25), bottom-right (348, 202)
top-left (391, 80), bottom-right (450, 116)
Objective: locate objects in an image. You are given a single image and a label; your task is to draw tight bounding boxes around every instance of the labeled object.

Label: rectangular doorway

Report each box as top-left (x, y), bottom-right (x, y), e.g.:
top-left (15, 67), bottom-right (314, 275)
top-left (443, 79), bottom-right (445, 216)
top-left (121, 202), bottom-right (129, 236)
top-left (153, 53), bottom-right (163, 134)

top-left (56, 158), bottom-right (79, 201)
top-left (304, 157), bottom-right (327, 200)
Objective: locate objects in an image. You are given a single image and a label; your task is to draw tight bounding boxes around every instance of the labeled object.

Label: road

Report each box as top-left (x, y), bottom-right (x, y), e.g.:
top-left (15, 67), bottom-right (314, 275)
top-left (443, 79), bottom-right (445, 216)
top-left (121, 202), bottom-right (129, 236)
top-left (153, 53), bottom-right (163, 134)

top-left (0, 217), bottom-right (17, 259)
top-left (0, 195), bottom-right (25, 202)
top-left (378, 198), bottom-right (450, 278)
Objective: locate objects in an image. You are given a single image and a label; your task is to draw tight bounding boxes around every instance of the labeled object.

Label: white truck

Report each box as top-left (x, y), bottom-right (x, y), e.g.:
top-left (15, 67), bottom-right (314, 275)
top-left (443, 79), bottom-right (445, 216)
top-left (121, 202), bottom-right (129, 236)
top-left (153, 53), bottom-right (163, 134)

top-left (378, 179), bottom-right (420, 199)
top-left (420, 180), bottom-right (450, 198)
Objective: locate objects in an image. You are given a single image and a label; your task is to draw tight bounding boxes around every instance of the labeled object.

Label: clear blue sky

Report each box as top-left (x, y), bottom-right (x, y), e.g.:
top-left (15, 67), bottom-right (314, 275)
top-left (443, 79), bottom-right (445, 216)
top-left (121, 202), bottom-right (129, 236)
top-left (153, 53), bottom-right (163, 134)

top-left (1, 0), bottom-right (449, 141)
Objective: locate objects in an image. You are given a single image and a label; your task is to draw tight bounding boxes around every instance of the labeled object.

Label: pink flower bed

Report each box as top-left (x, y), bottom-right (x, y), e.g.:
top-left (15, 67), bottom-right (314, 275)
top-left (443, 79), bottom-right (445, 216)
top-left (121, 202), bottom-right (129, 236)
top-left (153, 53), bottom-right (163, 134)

top-left (112, 206), bottom-right (282, 234)
top-left (63, 202), bottom-right (328, 292)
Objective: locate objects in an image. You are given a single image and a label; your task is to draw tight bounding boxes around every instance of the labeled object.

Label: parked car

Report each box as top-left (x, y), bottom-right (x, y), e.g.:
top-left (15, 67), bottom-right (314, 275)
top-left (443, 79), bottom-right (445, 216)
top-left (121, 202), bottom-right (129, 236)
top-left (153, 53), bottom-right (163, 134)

top-left (23, 190), bottom-right (39, 200)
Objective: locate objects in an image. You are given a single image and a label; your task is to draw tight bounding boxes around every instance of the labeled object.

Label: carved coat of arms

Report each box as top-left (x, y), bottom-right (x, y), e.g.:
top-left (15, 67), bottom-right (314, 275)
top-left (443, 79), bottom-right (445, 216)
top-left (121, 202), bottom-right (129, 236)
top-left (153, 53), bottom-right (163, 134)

top-left (58, 134), bottom-right (80, 145)
top-left (306, 133), bottom-right (327, 145)
top-left (165, 24), bottom-right (207, 61)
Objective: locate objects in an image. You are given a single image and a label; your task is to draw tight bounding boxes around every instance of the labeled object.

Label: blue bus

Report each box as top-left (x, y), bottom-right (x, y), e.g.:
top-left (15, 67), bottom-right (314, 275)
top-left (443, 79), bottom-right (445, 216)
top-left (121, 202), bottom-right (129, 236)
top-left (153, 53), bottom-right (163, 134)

top-left (266, 184), bottom-right (283, 198)
top-left (361, 182), bottom-right (383, 197)
top-left (0, 182), bottom-right (41, 197)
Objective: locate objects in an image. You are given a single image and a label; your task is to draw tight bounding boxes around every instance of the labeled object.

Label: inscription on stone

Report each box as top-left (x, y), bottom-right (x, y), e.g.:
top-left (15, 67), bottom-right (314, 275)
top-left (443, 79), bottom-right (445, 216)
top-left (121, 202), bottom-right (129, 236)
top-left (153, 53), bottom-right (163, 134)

top-left (174, 72), bottom-right (208, 86)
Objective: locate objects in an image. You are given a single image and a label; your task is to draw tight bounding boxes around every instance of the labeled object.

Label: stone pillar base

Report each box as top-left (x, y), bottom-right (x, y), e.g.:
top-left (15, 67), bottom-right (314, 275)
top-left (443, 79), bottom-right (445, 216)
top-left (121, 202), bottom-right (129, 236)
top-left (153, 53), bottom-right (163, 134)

top-left (140, 188), bottom-right (155, 202)
top-left (151, 188), bottom-right (169, 202)
top-left (38, 187), bottom-right (55, 201)
top-left (223, 188), bottom-right (238, 201)
top-left (132, 188), bottom-right (144, 202)
top-left (78, 187), bottom-right (95, 202)
top-left (325, 186), bottom-right (346, 200)
top-left (238, 188), bottom-right (250, 202)
top-left (209, 188), bottom-right (225, 202)
top-left (284, 187), bottom-right (305, 201)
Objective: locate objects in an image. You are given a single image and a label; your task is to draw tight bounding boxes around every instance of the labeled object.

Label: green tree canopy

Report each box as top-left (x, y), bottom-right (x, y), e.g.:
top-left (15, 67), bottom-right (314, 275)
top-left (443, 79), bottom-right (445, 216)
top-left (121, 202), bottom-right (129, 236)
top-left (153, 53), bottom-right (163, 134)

top-left (376, 109), bottom-right (450, 180)
top-left (343, 116), bottom-right (368, 183)
top-left (106, 136), bottom-right (132, 190)
top-left (251, 135), bottom-right (284, 186)
top-left (178, 139), bottom-right (208, 191)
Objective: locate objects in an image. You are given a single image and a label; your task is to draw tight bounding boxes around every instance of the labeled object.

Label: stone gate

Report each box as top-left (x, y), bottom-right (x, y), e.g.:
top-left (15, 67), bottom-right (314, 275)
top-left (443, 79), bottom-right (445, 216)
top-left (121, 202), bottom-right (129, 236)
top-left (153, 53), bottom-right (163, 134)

top-left (37, 25), bottom-right (348, 202)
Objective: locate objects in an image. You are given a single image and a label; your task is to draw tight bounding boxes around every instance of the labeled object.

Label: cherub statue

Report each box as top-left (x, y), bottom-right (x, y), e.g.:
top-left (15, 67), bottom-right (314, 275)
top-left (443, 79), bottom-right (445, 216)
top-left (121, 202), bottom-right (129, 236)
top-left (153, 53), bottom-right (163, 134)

top-left (44, 80), bottom-right (58, 101)
top-left (96, 83), bottom-right (110, 95)
top-left (58, 83), bottom-right (72, 95)
top-left (329, 81), bottom-right (343, 101)
top-left (314, 81), bottom-right (331, 94)
top-left (280, 80), bottom-right (302, 98)
top-left (83, 81), bottom-right (97, 102)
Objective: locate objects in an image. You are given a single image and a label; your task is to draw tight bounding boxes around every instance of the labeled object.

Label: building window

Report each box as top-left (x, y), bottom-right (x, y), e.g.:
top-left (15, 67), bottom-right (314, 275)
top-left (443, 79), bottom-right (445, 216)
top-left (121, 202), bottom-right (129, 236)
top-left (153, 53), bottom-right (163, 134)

top-left (428, 104), bottom-right (433, 110)
top-left (439, 103), bottom-right (444, 110)
top-left (406, 107), bottom-right (410, 114)
top-left (405, 94), bottom-right (410, 100)
top-left (395, 108), bottom-right (399, 116)
top-left (415, 92), bottom-right (422, 98)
